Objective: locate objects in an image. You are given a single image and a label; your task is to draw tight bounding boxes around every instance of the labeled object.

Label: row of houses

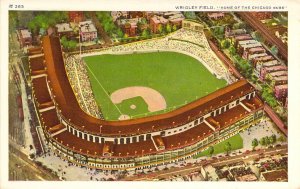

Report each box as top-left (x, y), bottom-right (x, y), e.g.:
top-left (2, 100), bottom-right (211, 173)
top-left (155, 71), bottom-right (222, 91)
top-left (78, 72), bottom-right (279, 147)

top-left (226, 27), bottom-right (288, 104)
top-left (53, 20), bottom-right (98, 42)
top-left (112, 11), bottom-right (185, 37)
top-left (200, 153), bottom-right (287, 181)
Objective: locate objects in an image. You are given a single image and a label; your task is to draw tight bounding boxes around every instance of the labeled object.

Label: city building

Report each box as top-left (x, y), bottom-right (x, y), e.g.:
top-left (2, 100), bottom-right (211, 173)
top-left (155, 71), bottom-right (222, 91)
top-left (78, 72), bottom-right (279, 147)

top-left (260, 65), bottom-right (287, 81)
top-left (55, 23), bottom-right (75, 38)
top-left (260, 169), bottom-right (288, 181)
top-left (274, 84), bottom-right (288, 101)
top-left (242, 47), bottom-right (266, 60)
top-left (17, 29), bottom-right (32, 48)
top-left (225, 27), bottom-right (247, 38)
top-left (233, 34), bottom-right (253, 47)
top-left (111, 11), bottom-right (129, 22)
top-left (163, 11), bottom-right (185, 27)
top-left (250, 12), bottom-right (273, 20)
top-left (150, 16), bottom-right (168, 33)
top-left (148, 12), bottom-right (185, 33)
top-left (207, 12), bottom-right (225, 20)
top-left (182, 20), bottom-right (204, 32)
top-left (116, 18), bottom-right (142, 37)
top-left (79, 21), bottom-right (97, 41)
top-left (237, 40), bottom-right (262, 55)
top-left (69, 11), bottom-right (84, 23)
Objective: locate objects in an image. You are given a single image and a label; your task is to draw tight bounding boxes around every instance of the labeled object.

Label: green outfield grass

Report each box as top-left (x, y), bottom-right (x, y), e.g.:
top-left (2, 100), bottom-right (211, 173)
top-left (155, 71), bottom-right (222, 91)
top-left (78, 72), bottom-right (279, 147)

top-left (193, 134), bottom-right (244, 158)
top-left (84, 51), bottom-right (227, 120)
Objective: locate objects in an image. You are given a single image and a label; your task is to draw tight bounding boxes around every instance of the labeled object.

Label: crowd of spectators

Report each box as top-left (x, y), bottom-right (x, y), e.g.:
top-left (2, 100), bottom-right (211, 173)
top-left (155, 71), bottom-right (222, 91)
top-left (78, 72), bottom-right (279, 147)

top-left (82, 28), bottom-right (228, 80)
top-left (65, 55), bottom-right (104, 119)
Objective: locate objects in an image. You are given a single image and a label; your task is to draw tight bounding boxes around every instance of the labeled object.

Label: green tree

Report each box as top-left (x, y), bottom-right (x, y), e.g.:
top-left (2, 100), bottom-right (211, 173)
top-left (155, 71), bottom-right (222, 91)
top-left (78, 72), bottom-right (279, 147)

top-left (116, 28), bottom-right (124, 38)
top-left (166, 23), bottom-right (172, 34)
top-left (221, 39), bottom-right (231, 49)
top-left (270, 134), bottom-right (277, 144)
top-left (208, 146), bottom-right (214, 157)
top-left (232, 22), bottom-right (246, 30)
top-left (172, 24), bottom-right (177, 32)
top-left (141, 18), bottom-right (147, 24)
top-left (68, 40), bottom-right (77, 50)
top-left (253, 31), bottom-right (263, 42)
top-left (259, 137), bottom-right (266, 146)
top-left (157, 24), bottom-right (163, 34)
top-left (141, 29), bottom-right (149, 38)
top-left (224, 142), bottom-right (232, 155)
top-left (229, 45), bottom-right (236, 56)
top-left (278, 135), bottom-right (286, 143)
top-left (265, 136), bottom-right (270, 146)
top-left (270, 45), bottom-right (279, 56)
top-left (252, 138), bottom-right (259, 150)
top-left (184, 12), bottom-right (197, 20)
top-left (60, 36), bottom-right (78, 51)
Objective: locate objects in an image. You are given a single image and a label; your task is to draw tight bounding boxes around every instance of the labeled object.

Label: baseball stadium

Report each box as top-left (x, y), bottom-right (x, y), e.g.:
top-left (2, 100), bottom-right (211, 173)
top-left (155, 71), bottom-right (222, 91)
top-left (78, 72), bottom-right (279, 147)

top-left (28, 22), bottom-right (264, 171)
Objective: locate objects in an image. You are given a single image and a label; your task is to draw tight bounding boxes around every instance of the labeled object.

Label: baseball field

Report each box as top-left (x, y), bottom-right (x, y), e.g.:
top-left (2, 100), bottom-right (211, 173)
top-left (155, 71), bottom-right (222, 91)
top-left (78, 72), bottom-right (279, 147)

top-left (83, 51), bottom-right (227, 121)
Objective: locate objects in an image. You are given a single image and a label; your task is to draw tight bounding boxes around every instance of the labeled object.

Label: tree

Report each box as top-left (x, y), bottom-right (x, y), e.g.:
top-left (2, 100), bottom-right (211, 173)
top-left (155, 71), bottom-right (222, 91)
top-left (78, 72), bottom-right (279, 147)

top-left (141, 18), bottom-right (147, 24)
top-left (232, 22), bottom-right (246, 30)
top-left (270, 134), bottom-right (277, 144)
top-left (172, 24), bottom-right (177, 32)
top-left (123, 33), bottom-right (129, 39)
top-left (224, 142), bottom-right (232, 155)
top-left (141, 29), bottom-right (149, 39)
top-left (166, 23), bottom-right (172, 34)
top-left (253, 31), bottom-right (263, 42)
top-left (184, 12), bottom-right (197, 20)
top-left (68, 40), bottom-right (78, 50)
top-left (208, 146), bottom-right (214, 157)
top-left (157, 24), bottom-right (163, 34)
top-left (60, 36), bottom-right (78, 51)
top-left (278, 135), bottom-right (286, 143)
top-left (221, 39), bottom-right (231, 49)
top-left (270, 45), bottom-right (278, 56)
top-left (259, 137), bottom-right (266, 146)
top-left (116, 28), bottom-right (123, 38)
top-left (265, 136), bottom-right (270, 146)
top-left (252, 138), bottom-right (258, 150)
top-left (229, 45), bottom-right (236, 56)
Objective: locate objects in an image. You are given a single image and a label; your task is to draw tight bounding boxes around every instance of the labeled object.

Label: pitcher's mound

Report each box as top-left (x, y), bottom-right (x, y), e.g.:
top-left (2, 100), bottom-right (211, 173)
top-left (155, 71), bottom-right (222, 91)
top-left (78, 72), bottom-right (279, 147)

top-left (118, 114), bottom-right (130, 120)
top-left (130, 104), bottom-right (136, 109)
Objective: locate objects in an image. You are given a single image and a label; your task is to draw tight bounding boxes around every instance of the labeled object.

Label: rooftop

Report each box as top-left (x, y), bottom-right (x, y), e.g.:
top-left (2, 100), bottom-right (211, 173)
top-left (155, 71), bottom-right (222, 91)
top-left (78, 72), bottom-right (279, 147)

top-left (56, 23), bottom-right (73, 33)
top-left (262, 169), bottom-right (288, 181)
top-left (269, 70), bottom-right (288, 77)
top-left (79, 20), bottom-right (97, 33)
top-left (263, 65), bottom-right (287, 72)
top-left (151, 16), bottom-right (168, 24)
top-left (234, 34), bottom-right (253, 41)
top-left (20, 29), bottom-right (32, 38)
top-left (275, 84), bottom-right (288, 90)
top-left (273, 76), bottom-right (288, 81)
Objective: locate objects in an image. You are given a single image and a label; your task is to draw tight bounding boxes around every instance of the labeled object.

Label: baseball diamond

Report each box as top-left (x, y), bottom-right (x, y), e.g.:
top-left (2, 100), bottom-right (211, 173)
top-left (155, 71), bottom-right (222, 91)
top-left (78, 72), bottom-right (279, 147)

top-left (83, 52), bottom-right (227, 120)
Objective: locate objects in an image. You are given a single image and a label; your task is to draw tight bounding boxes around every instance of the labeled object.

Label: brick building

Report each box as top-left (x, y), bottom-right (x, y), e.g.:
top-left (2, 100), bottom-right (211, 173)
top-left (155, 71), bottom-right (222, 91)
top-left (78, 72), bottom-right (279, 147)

top-left (79, 21), bottom-right (97, 41)
top-left (17, 29), bottom-right (32, 48)
top-left (69, 11), bottom-right (84, 23)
